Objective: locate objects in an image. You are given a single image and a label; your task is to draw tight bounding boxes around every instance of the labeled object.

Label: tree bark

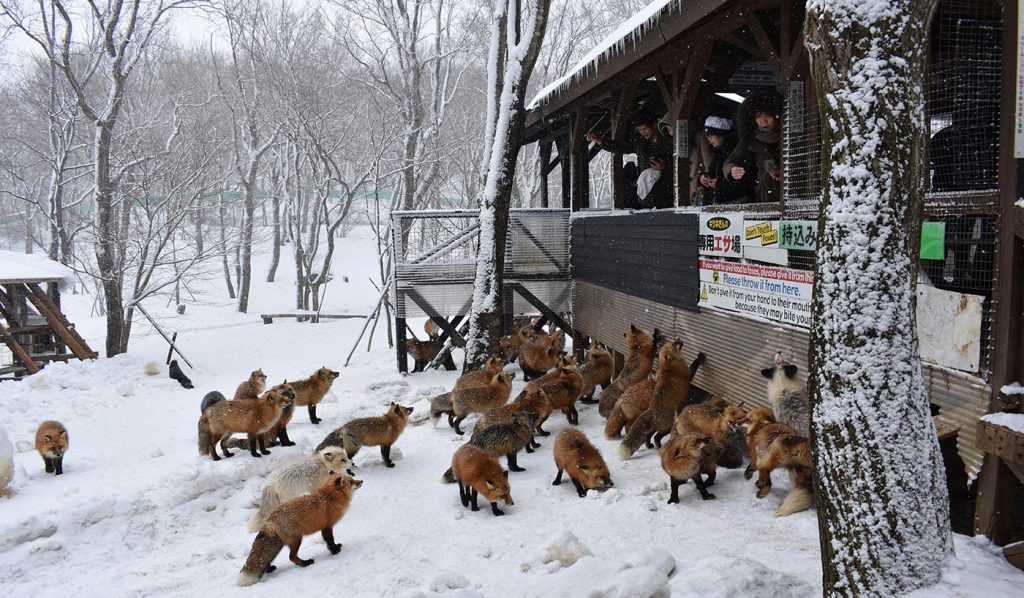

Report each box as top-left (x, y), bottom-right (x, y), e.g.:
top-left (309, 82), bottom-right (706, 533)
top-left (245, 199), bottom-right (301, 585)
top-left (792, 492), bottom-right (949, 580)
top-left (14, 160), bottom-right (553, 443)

top-left (237, 179), bottom-right (256, 313)
top-left (464, 0), bottom-right (550, 370)
top-left (219, 196), bottom-right (236, 299)
top-left (805, 1), bottom-right (951, 595)
top-left (267, 168), bottom-right (281, 282)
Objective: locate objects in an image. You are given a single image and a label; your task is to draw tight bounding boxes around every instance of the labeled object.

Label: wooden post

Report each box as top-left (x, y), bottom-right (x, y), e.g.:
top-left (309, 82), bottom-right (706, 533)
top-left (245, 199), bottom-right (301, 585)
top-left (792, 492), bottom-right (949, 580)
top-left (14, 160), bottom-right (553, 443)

top-left (539, 141), bottom-right (552, 208)
top-left (396, 316), bottom-right (408, 373)
top-left (165, 332), bottom-right (177, 365)
top-left (556, 136), bottom-right (571, 209)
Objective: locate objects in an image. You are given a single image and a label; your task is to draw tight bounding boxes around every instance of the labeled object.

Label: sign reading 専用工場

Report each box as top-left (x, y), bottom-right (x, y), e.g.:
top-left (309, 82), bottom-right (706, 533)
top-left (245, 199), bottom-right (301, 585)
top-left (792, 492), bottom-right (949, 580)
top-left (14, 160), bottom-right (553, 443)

top-left (698, 258), bottom-right (813, 328)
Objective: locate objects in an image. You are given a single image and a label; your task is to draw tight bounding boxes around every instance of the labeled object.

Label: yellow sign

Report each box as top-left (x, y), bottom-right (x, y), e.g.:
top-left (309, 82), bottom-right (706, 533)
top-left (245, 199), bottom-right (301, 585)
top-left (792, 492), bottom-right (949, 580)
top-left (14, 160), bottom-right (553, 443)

top-left (745, 222), bottom-right (773, 240)
top-left (762, 230), bottom-right (778, 246)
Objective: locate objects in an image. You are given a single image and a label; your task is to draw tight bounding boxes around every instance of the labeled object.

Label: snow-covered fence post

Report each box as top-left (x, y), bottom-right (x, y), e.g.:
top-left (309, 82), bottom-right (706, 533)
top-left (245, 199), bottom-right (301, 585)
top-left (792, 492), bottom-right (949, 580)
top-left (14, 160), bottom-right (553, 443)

top-left (463, 0), bottom-right (551, 370)
top-left (805, 0), bottom-right (952, 595)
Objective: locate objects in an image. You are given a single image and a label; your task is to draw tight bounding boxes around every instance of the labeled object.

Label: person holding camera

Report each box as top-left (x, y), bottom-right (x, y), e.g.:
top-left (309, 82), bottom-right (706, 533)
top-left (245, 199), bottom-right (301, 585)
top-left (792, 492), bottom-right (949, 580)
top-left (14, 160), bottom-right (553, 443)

top-left (724, 91), bottom-right (782, 203)
top-left (586, 110), bottom-right (674, 209)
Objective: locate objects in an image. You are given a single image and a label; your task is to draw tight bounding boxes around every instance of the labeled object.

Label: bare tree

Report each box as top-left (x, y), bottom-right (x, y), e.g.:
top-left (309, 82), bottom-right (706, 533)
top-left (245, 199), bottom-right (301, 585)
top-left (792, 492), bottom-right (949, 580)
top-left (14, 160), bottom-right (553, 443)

top-left (463, 0), bottom-right (550, 370)
top-left (1, 0), bottom-right (202, 356)
top-left (805, 0), bottom-right (952, 594)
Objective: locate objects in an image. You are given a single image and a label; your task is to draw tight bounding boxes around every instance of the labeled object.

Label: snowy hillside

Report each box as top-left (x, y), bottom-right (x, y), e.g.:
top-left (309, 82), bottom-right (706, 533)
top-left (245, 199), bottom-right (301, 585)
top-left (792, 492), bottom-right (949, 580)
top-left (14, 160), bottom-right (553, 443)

top-left (0, 226), bottom-right (1021, 597)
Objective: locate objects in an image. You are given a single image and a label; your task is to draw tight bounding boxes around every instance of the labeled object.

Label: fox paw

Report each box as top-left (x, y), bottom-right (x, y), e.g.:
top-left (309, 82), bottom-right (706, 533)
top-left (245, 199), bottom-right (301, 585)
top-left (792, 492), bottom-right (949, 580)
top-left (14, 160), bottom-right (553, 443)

top-left (701, 493), bottom-right (717, 500)
top-left (328, 543), bottom-right (342, 555)
top-left (743, 469), bottom-right (753, 480)
top-left (385, 462), bottom-right (395, 468)
top-left (667, 496), bottom-right (679, 505)
top-left (297, 559), bottom-right (314, 567)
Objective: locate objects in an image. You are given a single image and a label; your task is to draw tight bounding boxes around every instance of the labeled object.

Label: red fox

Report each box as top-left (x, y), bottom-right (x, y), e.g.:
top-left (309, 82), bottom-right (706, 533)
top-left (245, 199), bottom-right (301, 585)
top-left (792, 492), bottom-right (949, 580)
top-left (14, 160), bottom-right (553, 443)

top-left (35, 420), bottom-right (69, 475)
top-left (248, 447), bottom-right (353, 533)
top-left (519, 330), bottom-right (563, 381)
top-left (553, 429), bottom-right (613, 497)
top-left (234, 369), bottom-right (268, 401)
top-left (578, 341), bottom-right (613, 404)
top-left (237, 473), bottom-right (362, 586)
top-left (603, 379), bottom-right (654, 439)
top-left (480, 384), bottom-right (551, 447)
top-left (660, 434), bottom-right (717, 502)
top-left (291, 367), bottom-right (339, 425)
top-left (498, 324), bottom-right (538, 363)
top-left (450, 371), bottom-right (515, 435)
top-left (542, 357), bottom-right (584, 425)
top-left (449, 444), bottom-right (514, 516)
top-left (598, 325), bottom-right (660, 418)
top-left (406, 338), bottom-right (457, 372)
top-left (619, 342), bottom-right (701, 459)
top-left (674, 401), bottom-right (747, 470)
top-left (742, 408), bottom-right (813, 512)
top-left (198, 389), bottom-right (292, 460)
top-left (316, 403), bottom-right (414, 467)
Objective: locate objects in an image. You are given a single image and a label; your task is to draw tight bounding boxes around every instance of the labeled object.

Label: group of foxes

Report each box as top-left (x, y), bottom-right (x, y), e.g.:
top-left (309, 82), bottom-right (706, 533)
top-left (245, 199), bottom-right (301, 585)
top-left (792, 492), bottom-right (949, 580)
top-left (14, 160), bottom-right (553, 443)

top-left (427, 320), bottom-right (814, 518)
top-left (194, 365), bottom-right (416, 586)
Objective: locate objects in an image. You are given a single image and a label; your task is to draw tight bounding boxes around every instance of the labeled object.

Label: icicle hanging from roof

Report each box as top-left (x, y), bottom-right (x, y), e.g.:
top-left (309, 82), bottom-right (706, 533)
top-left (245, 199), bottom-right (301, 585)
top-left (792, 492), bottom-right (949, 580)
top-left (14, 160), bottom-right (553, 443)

top-left (527, 0), bottom-right (683, 110)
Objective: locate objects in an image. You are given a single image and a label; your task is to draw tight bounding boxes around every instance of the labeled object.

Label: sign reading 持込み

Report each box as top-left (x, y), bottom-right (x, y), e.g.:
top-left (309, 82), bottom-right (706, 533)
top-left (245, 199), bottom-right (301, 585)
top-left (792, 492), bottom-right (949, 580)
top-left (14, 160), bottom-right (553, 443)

top-left (778, 220), bottom-right (817, 251)
top-left (698, 213), bottom-right (743, 258)
top-left (698, 258), bottom-right (814, 328)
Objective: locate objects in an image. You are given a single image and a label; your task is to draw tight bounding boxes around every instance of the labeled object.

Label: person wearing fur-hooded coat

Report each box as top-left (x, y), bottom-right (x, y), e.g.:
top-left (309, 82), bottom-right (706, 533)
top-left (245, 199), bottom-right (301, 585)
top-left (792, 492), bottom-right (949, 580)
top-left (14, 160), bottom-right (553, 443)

top-left (723, 91), bottom-right (782, 203)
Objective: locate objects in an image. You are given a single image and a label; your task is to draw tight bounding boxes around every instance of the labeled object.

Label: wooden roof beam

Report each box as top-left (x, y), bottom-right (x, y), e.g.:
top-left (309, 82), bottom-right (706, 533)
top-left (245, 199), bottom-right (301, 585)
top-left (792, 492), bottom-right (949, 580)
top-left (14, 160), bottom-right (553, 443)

top-left (746, 12), bottom-right (782, 76)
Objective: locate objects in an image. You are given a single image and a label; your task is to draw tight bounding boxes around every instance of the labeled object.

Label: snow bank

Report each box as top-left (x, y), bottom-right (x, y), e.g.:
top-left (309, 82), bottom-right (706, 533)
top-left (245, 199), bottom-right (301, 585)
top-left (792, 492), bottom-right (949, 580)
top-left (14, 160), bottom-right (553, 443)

top-left (980, 412), bottom-right (1024, 435)
top-left (1001, 382), bottom-right (1024, 396)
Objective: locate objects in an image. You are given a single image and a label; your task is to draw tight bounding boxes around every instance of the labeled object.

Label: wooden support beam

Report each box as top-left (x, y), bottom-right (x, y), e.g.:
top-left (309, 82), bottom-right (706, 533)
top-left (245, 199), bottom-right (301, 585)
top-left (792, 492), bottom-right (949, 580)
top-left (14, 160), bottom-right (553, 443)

top-left (0, 322), bottom-right (40, 374)
top-left (746, 12), bottom-right (782, 75)
top-left (975, 453), bottom-right (1021, 545)
top-left (539, 141), bottom-right (552, 208)
top-left (404, 289), bottom-right (466, 347)
top-left (507, 283), bottom-right (574, 340)
top-left (396, 316), bottom-right (408, 373)
top-left (24, 283), bottom-right (96, 360)
top-left (611, 83), bottom-right (638, 209)
top-left (721, 34), bottom-right (760, 57)
top-left (653, 68), bottom-right (673, 108)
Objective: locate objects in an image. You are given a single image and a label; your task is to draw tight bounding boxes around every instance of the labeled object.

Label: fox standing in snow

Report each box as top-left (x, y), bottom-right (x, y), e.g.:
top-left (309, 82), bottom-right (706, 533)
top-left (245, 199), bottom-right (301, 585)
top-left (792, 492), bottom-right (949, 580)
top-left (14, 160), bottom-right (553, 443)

top-left (449, 444), bottom-right (514, 516)
top-left (660, 434), bottom-right (717, 502)
top-left (539, 356), bottom-right (584, 425)
top-left (518, 330), bottom-right (563, 381)
top-left (742, 407), bottom-right (814, 516)
top-left (604, 378), bottom-right (654, 439)
top-left (200, 391), bottom-right (227, 413)
top-left (476, 385), bottom-right (550, 447)
top-left (468, 411), bottom-right (538, 472)
top-left (430, 357), bottom-right (506, 426)
top-left (261, 381), bottom-right (298, 447)
top-left (761, 353), bottom-right (809, 437)
top-left (598, 325), bottom-right (660, 418)
top-left (291, 367), bottom-right (339, 425)
top-left (249, 447), bottom-right (354, 532)
top-left (577, 341), bottom-right (613, 404)
top-left (316, 403), bottom-right (414, 467)
top-left (234, 369), bottom-right (268, 402)
top-left (198, 389), bottom-right (292, 460)
top-left (498, 324), bottom-right (537, 363)
top-left (406, 338), bottom-right (456, 372)
top-left (450, 371), bottom-right (515, 434)
top-left (35, 420), bottom-right (69, 475)
top-left (552, 429), bottom-right (613, 497)
top-left (619, 342), bottom-right (703, 459)
top-left (237, 473), bottom-right (362, 586)
top-left (674, 401), bottom-right (747, 470)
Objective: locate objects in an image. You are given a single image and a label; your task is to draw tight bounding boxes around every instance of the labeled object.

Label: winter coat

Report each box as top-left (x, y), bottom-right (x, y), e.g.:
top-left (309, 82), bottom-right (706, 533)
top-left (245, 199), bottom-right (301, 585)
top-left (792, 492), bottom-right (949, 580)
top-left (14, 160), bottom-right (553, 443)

top-left (697, 136), bottom-right (753, 205)
top-left (600, 132), bottom-right (675, 209)
top-left (724, 129), bottom-right (781, 203)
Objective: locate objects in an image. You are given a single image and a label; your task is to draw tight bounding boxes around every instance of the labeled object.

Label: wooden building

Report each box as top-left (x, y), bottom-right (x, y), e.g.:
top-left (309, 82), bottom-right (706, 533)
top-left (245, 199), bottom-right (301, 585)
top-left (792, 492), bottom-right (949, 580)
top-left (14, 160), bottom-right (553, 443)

top-left (0, 251), bottom-right (97, 379)
top-left (520, 0), bottom-right (1021, 547)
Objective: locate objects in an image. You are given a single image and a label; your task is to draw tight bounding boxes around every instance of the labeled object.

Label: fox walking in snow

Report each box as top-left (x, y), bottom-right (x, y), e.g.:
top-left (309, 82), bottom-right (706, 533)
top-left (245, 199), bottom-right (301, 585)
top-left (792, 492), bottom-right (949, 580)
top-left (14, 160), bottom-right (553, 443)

top-left (249, 447), bottom-right (354, 533)
top-left (552, 429), bottom-right (613, 497)
top-left (35, 420), bottom-right (69, 475)
top-left (317, 403), bottom-right (414, 467)
top-left (290, 367), bottom-right (340, 425)
top-left (237, 473), bottom-right (362, 586)
top-left (198, 389), bottom-right (292, 460)
top-left (448, 444), bottom-right (514, 517)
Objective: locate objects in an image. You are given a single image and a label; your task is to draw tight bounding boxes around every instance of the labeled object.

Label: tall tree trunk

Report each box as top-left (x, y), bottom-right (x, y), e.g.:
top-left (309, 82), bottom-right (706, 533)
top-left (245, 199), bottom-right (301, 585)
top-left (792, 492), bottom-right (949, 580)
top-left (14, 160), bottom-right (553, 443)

top-left (219, 196), bottom-right (236, 299)
top-left (267, 173), bottom-right (281, 282)
top-left (237, 180), bottom-right (256, 313)
top-left (464, 0), bottom-right (550, 370)
top-left (95, 122), bottom-right (125, 357)
top-left (805, 1), bottom-right (951, 595)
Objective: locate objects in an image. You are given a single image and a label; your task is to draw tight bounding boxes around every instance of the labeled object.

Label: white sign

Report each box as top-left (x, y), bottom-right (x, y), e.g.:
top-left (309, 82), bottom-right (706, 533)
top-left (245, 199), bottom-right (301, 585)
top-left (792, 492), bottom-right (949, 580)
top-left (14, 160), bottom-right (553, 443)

top-left (698, 258), bottom-right (814, 328)
top-left (917, 285), bottom-right (983, 373)
top-left (742, 219), bottom-right (788, 266)
top-left (698, 213), bottom-right (744, 258)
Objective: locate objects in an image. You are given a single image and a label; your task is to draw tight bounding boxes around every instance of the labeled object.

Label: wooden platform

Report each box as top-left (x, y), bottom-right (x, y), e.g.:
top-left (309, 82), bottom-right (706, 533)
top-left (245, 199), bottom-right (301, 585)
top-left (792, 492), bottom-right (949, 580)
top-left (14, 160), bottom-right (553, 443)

top-left (0, 281), bottom-right (96, 379)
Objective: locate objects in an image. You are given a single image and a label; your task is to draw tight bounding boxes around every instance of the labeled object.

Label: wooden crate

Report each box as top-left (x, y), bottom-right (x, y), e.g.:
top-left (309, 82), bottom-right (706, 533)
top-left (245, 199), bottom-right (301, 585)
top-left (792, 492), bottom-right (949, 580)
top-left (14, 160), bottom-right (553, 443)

top-left (977, 419), bottom-right (1024, 464)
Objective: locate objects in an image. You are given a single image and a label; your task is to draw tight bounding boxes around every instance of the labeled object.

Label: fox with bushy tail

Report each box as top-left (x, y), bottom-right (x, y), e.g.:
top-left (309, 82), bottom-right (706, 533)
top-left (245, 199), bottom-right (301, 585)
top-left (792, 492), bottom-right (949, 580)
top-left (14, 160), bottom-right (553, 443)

top-left (237, 473), bottom-right (362, 586)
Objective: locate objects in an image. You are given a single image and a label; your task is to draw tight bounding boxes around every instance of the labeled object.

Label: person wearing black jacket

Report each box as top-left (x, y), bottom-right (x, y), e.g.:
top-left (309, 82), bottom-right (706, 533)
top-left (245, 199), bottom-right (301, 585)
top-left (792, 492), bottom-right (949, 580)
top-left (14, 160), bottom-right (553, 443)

top-left (695, 116), bottom-right (754, 205)
top-left (587, 110), bottom-right (675, 209)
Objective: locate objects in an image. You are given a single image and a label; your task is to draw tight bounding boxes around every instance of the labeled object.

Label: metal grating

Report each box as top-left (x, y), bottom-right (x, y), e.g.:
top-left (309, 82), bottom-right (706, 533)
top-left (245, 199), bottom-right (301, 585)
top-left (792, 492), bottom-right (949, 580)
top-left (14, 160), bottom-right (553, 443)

top-left (392, 209), bottom-right (570, 318)
top-left (574, 280), bottom-right (990, 478)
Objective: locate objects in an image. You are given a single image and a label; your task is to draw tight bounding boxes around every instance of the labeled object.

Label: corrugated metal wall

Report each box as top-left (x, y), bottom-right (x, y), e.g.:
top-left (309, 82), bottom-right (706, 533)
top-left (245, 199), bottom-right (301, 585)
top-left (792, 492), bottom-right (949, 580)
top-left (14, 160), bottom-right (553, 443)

top-left (574, 280), bottom-right (990, 477)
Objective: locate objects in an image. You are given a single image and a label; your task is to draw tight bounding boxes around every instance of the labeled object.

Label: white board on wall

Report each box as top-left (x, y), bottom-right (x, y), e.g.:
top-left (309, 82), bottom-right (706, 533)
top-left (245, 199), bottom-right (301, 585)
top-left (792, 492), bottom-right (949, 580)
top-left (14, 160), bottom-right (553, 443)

top-left (917, 285), bottom-right (984, 373)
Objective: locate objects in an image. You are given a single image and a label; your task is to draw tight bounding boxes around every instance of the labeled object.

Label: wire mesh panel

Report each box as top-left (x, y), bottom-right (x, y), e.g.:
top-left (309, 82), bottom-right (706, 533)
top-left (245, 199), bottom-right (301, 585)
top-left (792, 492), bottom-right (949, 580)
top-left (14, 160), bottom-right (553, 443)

top-left (782, 80), bottom-right (822, 203)
top-left (392, 209), bottom-right (570, 318)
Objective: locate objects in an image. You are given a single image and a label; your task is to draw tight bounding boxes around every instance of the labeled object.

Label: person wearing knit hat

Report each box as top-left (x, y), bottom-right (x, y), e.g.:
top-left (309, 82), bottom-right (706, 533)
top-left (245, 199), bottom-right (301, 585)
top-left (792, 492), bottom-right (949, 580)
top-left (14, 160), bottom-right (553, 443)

top-left (694, 115), bottom-right (752, 205)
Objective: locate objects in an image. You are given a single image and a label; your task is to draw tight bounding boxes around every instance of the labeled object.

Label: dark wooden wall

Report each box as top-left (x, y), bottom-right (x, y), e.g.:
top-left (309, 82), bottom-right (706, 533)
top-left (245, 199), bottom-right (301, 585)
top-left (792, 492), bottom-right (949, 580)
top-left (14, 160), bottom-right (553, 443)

top-left (571, 212), bottom-right (700, 312)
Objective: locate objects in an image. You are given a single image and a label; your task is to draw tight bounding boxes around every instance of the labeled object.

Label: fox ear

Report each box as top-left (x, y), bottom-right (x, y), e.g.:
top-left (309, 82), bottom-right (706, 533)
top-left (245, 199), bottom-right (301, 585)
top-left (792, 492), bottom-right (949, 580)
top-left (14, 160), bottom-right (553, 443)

top-left (783, 364), bottom-right (798, 379)
top-left (674, 338), bottom-right (684, 349)
top-left (44, 435), bottom-right (51, 443)
top-left (485, 480), bottom-right (495, 490)
top-left (760, 367), bottom-right (775, 379)
top-left (630, 324), bottom-right (638, 333)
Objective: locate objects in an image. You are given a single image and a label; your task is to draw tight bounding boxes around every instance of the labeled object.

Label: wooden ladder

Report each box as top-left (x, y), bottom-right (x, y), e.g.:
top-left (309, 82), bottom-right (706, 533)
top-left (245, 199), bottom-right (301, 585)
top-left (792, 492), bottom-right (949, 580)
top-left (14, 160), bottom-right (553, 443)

top-left (23, 283), bottom-right (98, 360)
top-left (0, 322), bottom-right (40, 374)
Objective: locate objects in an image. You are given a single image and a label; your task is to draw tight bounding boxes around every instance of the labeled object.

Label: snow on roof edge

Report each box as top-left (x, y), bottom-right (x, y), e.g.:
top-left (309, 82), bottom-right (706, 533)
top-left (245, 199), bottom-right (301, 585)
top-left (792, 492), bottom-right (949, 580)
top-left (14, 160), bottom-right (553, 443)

top-left (527, 0), bottom-right (682, 112)
top-left (0, 250), bottom-right (74, 287)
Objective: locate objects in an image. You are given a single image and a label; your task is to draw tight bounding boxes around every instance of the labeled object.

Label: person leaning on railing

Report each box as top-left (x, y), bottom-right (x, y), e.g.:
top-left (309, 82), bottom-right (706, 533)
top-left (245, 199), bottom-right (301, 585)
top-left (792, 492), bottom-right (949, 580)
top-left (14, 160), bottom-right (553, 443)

top-left (724, 91), bottom-right (782, 204)
top-left (587, 110), bottom-right (675, 210)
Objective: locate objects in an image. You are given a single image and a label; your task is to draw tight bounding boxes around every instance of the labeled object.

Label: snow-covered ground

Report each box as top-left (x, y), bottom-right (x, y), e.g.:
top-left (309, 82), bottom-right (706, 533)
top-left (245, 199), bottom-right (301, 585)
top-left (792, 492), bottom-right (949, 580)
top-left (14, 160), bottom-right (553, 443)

top-left (1, 226), bottom-right (1022, 597)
